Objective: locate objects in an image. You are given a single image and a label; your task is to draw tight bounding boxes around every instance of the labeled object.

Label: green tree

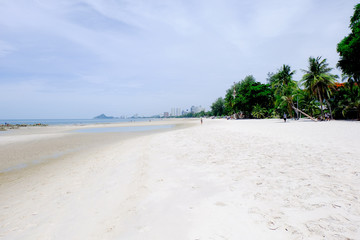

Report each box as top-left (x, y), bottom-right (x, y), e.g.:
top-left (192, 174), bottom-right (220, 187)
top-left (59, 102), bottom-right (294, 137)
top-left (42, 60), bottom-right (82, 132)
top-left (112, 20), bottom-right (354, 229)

top-left (271, 65), bottom-right (316, 121)
top-left (251, 104), bottom-right (266, 119)
top-left (211, 97), bottom-right (225, 116)
top-left (224, 75), bottom-right (274, 118)
top-left (266, 72), bottom-right (276, 85)
top-left (182, 111), bottom-right (211, 118)
top-left (301, 57), bottom-right (338, 120)
top-left (272, 65), bottom-right (298, 118)
top-left (338, 84), bottom-right (360, 120)
top-left (337, 4), bottom-right (360, 83)
top-left (329, 82), bottom-right (359, 120)
top-left (297, 89), bottom-right (318, 118)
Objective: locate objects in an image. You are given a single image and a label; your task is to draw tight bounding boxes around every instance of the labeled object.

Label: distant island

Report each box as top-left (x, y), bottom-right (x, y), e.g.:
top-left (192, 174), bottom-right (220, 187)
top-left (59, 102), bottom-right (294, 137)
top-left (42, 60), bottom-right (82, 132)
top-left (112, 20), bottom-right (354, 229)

top-left (93, 114), bottom-right (117, 119)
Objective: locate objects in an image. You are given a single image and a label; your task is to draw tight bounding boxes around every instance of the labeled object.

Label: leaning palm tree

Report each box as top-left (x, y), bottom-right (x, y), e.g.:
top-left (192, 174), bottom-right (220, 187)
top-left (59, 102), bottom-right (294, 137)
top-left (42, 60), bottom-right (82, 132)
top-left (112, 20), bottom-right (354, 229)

top-left (301, 57), bottom-right (338, 120)
top-left (272, 65), bottom-right (297, 118)
top-left (273, 64), bottom-right (317, 121)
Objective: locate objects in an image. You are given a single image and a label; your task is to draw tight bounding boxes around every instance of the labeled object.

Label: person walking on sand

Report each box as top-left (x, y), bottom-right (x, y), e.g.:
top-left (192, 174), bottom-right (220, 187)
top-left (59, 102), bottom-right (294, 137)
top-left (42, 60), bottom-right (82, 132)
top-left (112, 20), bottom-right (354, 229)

top-left (283, 113), bottom-right (287, 122)
top-left (201, 118), bottom-right (203, 124)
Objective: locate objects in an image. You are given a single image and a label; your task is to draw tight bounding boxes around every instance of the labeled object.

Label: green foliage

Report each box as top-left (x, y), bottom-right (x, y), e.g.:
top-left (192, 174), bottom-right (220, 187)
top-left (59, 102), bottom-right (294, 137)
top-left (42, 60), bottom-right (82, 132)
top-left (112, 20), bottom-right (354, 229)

top-left (341, 86), bottom-right (360, 120)
top-left (224, 75), bottom-right (274, 118)
top-left (182, 111), bottom-right (211, 118)
top-left (210, 97), bottom-right (225, 116)
top-left (337, 4), bottom-right (360, 83)
top-left (295, 89), bottom-right (317, 117)
top-left (332, 84), bottom-right (360, 120)
top-left (251, 104), bottom-right (266, 119)
top-left (266, 72), bottom-right (276, 85)
top-left (271, 65), bottom-right (298, 117)
top-left (301, 56), bottom-right (338, 119)
top-left (272, 65), bottom-right (296, 91)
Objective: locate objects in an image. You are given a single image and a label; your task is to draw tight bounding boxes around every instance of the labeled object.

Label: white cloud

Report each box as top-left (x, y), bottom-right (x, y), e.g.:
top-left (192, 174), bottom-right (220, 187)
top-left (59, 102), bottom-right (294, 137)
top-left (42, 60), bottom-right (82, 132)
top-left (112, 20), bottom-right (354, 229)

top-left (0, 0), bottom-right (356, 118)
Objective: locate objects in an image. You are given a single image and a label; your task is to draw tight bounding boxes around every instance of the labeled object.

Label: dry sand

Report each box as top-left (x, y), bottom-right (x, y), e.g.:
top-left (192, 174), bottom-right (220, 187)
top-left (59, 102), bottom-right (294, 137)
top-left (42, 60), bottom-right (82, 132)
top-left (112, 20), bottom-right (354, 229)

top-left (0, 119), bottom-right (359, 239)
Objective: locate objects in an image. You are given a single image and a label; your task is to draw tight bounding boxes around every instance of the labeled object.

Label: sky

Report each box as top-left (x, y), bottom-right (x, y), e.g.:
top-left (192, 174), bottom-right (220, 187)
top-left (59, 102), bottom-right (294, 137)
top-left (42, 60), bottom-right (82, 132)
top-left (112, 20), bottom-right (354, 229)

top-left (0, 0), bottom-right (357, 118)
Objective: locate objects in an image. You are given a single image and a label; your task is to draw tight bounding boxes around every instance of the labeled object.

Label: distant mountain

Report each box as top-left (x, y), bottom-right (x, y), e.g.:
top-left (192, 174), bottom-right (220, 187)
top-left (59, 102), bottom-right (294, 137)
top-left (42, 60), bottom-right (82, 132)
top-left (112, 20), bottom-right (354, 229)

top-left (93, 114), bottom-right (116, 119)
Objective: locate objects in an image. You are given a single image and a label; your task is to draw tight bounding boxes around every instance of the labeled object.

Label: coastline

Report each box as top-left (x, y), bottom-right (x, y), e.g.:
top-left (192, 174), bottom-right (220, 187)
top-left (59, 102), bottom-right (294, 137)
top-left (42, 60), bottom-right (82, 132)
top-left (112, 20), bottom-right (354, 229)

top-left (0, 118), bottom-right (160, 126)
top-left (0, 119), bottom-right (194, 173)
top-left (0, 119), bottom-right (359, 239)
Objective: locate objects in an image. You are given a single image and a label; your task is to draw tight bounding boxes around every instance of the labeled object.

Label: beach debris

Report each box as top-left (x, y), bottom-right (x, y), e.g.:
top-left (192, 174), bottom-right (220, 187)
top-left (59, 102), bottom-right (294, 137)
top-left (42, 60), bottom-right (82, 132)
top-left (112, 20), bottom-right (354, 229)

top-left (267, 221), bottom-right (280, 230)
top-left (0, 123), bottom-right (48, 131)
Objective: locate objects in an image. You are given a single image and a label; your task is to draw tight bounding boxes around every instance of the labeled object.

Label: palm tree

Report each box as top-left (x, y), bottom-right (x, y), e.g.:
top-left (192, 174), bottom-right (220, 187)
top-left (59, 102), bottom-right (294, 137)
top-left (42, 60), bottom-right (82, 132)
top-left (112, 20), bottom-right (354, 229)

top-left (272, 65), bottom-right (297, 118)
top-left (301, 57), bottom-right (338, 120)
top-left (305, 99), bottom-right (321, 117)
top-left (273, 65), bottom-right (296, 88)
top-left (272, 64), bottom-right (317, 121)
top-left (251, 104), bottom-right (266, 119)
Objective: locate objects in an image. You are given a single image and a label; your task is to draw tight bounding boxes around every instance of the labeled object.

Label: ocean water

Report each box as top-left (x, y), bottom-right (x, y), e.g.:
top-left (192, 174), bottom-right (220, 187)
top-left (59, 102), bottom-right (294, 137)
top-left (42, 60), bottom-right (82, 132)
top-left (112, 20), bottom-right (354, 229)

top-left (0, 118), bottom-right (159, 126)
top-left (73, 124), bottom-right (175, 133)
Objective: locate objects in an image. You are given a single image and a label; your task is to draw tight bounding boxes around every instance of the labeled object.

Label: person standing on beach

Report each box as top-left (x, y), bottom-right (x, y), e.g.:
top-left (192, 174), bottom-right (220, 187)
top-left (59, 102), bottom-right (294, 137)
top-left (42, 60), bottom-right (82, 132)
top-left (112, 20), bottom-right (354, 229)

top-left (283, 113), bottom-right (287, 122)
top-left (201, 118), bottom-right (203, 124)
top-left (325, 113), bottom-right (330, 121)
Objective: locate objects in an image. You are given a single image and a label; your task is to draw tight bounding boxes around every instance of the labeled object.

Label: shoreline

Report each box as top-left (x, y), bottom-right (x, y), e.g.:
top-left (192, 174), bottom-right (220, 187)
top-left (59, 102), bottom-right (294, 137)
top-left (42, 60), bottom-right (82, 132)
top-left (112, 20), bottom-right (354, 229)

top-left (0, 117), bottom-right (191, 130)
top-left (0, 119), bottom-right (359, 239)
top-left (0, 119), bottom-right (196, 174)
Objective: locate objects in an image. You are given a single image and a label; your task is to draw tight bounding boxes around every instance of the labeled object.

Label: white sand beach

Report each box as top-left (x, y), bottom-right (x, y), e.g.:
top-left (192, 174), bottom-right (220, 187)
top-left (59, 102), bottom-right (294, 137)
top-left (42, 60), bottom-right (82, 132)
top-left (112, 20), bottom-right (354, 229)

top-left (0, 119), bottom-right (359, 239)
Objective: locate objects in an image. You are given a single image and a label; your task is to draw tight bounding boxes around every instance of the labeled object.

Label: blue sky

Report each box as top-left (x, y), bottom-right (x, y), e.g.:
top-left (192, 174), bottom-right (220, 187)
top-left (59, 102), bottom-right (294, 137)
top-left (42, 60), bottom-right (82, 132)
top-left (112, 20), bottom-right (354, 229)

top-left (0, 0), bottom-right (356, 118)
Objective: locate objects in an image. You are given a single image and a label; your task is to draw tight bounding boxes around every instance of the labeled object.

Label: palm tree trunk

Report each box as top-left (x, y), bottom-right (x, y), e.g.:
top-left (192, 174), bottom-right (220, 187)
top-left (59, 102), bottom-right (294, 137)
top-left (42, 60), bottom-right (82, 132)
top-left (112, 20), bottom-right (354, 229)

top-left (291, 105), bottom-right (317, 122)
top-left (325, 99), bottom-right (333, 120)
top-left (286, 98), bottom-right (294, 118)
top-left (318, 89), bottom-right (324, 120)
top-left (288, 104), bottom-right (293, 118)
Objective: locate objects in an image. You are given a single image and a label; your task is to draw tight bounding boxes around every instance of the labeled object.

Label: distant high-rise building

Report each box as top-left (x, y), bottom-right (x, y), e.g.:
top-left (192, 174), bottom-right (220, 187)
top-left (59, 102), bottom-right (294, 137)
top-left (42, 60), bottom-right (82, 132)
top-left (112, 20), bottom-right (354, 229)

top-left (171, 107), bottom-right (182, 116)
top-left (164, 112), bottom-right (169, 118)
top-left (190, 105), bottom-right (205, 113)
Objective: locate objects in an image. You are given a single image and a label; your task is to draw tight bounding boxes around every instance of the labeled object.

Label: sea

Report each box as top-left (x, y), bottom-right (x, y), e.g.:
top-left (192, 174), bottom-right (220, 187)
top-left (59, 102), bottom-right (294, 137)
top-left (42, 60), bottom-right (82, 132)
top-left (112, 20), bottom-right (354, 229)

top-left (0, 118), bottom-right (172, 173)
top-left (0, 118), bottom-right (159, 126)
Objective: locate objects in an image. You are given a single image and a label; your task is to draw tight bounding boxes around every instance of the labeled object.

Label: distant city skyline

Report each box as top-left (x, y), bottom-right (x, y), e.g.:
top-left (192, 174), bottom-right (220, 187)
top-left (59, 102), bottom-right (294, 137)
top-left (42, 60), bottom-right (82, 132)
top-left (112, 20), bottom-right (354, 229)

top-left (0, 0), bottom-right (356, 118)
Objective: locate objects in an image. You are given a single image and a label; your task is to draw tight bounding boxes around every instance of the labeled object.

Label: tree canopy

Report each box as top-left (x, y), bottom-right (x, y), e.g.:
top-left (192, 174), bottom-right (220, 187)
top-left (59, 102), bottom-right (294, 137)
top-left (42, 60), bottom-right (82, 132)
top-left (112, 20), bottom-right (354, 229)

top-left (337, 4), bottom-right (360, 83)
top-left (271, 65), bottom-right (298, 118)
top-left (301, 57), bottom-right (338, 119)
top-left (210, 97), bottom-right (225, 116)
top-left (224, 75), bottom-right (273, 118)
